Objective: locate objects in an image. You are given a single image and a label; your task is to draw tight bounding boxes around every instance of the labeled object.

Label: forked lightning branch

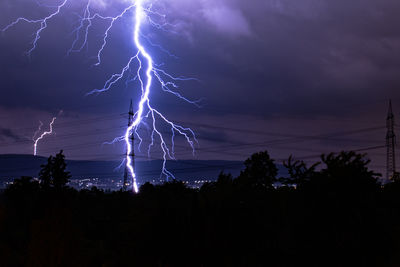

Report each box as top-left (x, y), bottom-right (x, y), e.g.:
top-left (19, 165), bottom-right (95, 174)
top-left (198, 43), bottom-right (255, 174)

top-left (2, 0), bottom-right (199, 192)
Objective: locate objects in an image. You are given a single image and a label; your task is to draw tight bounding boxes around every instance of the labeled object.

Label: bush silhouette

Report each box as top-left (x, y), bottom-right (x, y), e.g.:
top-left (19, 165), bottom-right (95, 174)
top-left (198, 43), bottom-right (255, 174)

top-left (39, 150), bottom-right (71, 190)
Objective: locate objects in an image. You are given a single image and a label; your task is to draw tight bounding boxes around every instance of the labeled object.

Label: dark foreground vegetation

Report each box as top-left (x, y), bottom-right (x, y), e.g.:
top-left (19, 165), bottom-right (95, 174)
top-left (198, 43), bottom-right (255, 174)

top-left (1, 150), bottom-right (400, 266)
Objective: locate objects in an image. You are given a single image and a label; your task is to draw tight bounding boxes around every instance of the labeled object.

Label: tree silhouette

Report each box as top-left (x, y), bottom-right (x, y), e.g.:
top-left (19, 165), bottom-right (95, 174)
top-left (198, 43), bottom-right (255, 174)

top-left (52, 151), bottom-right (70, 189)
top-left (236, 151), bottom-right (278, 190)
top-left (139, 182), bottom-right (155, 195)
top-left (308, 151), bottom-right (381, 193)
top-left (3, 149), bottom-right (400, 266)
top-left (216, 171), bottom-right (233, 187)
top-left (39, 156), bottom-right (53, 189)
top-left (5, 176), bottom-right (40, 195)
top-left (38, 150), bottom-right (71, 190)
top-left (281, 155), bottom-right (320, 188)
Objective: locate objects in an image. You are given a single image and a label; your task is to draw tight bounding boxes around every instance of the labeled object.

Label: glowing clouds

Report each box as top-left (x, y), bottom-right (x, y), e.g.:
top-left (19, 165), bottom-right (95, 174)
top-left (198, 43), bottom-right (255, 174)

top-left (202, 6), bottom-right (251, 37)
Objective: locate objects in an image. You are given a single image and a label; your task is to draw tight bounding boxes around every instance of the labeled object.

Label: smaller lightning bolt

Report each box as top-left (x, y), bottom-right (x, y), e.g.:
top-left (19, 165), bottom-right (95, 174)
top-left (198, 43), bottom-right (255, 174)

top-left (1, 0), bottom-right (68, 58)
top-left (33, 117), bottom-right (57, 156)
top-left (32, 121), bottom-right (43, 141)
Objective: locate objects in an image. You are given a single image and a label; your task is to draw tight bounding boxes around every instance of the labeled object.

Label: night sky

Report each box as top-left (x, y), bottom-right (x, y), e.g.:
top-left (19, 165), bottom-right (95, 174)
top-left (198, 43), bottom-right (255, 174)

top-left (1, 0), bottom-right (400, 175)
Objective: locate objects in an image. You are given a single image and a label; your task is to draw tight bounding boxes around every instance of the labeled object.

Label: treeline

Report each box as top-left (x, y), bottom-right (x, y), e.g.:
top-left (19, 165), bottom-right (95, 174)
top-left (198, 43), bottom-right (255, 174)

top-left (1, 150), bottom-right (400, 266)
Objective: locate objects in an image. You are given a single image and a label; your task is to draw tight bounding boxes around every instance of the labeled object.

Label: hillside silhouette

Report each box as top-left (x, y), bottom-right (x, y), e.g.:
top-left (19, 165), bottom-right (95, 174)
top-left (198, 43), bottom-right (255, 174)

top-left (1, 150), bottom-right (400, 266)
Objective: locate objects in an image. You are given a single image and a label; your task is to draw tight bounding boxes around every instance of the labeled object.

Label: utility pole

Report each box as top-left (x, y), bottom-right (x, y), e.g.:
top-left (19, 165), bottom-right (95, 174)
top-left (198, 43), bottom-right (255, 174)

top-left (123, 100), bottom-right (135, 190)
top-left (386, 100), bottom-right (396, 181)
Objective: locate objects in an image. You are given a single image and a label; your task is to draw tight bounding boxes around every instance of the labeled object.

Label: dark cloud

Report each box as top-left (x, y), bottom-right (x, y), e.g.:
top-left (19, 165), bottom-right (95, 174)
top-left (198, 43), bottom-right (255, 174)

top-left (1, 0), bottom-right (400, 116)
top-left (0, 127), bottom-right (28, 142)
top-left (0, 0), bottom-right (397, 169)
top-left (196, 128), bottom-right (235, 145)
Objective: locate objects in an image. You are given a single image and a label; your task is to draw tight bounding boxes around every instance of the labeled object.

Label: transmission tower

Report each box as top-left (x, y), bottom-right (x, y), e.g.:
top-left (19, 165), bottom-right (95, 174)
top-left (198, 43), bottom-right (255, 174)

top-left (123, 100), bottom-right (135, 190)
top-left (386, 100), bottom-right (396, 181)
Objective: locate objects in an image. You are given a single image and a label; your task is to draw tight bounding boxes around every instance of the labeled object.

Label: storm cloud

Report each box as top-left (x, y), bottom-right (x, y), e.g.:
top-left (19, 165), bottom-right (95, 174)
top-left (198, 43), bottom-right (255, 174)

top-left (0, 127), bottom-right (28, 142)
top-left (0, 0), bottom-right (398, 170)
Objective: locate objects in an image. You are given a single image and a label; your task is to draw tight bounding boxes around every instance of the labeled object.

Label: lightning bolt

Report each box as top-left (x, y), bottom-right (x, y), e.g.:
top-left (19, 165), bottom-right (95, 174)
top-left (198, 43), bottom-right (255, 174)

top-left (2, 0), bottom-right (199, 193)
top-left (33, 117), bottom-right (57, 156)
top-left (1, 0), bottom-right (68, 58)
